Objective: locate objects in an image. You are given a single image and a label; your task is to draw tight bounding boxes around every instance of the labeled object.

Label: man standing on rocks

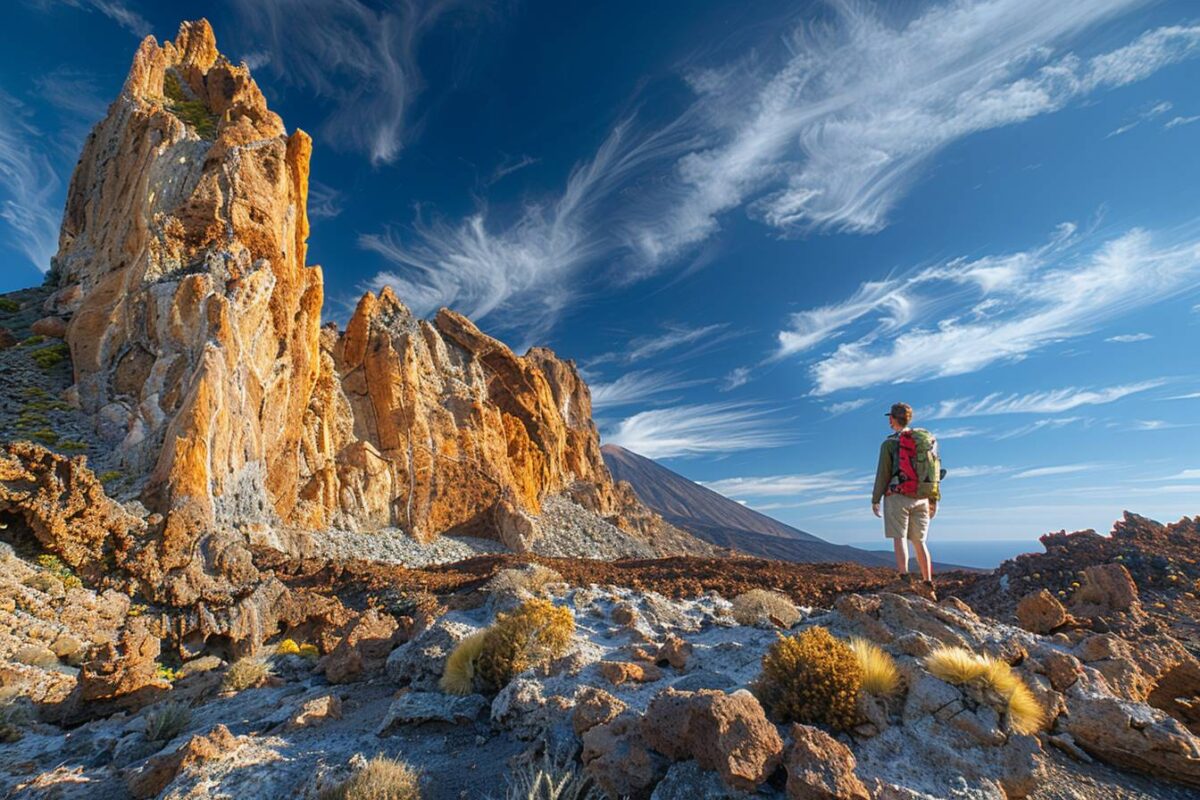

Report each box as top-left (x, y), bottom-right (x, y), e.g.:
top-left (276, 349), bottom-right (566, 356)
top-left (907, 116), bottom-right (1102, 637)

top-left (872, 403), bottom-right (941, 592)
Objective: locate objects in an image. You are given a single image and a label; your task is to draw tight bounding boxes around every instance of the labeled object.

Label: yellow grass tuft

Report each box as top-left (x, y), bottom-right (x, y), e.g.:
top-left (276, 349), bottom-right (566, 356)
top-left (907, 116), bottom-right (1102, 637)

top-left (850, 638), bottom-right (900, 697)
top-left (276, 638), bottom-right (301, 656)
top-left (320, 755), bottom-right (421, 800)
top-left (925, 645), bottom-right (1045, 734)
top-left (440, 630), bottom-right (488, 696)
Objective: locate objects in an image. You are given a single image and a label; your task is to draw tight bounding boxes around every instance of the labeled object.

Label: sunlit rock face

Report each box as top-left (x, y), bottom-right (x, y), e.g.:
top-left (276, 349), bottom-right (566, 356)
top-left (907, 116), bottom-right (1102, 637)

top-left (53, 19), bottom-right (635, 546)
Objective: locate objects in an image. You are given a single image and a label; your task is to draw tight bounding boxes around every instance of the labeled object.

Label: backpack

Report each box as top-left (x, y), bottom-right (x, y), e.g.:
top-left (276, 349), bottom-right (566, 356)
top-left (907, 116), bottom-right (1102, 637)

top-left (890, 428), bottom-right (945, 500)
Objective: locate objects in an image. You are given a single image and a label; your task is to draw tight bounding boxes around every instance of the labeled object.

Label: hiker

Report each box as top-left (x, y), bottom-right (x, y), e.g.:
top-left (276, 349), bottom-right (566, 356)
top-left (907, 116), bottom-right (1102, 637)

top-left (871, 402), bottom-right (943, 589)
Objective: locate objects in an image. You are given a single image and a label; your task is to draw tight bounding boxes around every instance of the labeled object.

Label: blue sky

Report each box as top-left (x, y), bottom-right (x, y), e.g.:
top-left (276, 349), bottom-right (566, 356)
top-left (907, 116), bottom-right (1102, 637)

top-left (2, 0), bottom-right (1199, 550)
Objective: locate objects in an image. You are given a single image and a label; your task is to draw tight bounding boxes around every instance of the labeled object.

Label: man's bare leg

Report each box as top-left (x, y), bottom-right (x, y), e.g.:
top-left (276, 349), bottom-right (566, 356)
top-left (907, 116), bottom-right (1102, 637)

top-left (893, 537), bottom-right (909, 573)
top-left (913, 541), bottom-right (933, 582)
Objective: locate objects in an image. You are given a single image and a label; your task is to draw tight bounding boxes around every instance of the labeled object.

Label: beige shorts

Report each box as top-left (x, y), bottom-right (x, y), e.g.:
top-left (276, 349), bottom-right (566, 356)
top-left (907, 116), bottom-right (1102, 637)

top-left (884, 494), bottom-right (930, 542)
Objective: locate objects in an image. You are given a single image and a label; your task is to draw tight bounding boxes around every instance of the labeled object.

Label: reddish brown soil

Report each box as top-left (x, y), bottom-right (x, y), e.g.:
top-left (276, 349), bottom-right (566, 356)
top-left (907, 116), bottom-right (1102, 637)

top-left (255, 547), bottom-right (978, 611)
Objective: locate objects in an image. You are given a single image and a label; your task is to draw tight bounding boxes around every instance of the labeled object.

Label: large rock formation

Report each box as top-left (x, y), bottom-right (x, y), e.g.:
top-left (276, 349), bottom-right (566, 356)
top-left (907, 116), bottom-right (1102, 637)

top-left (49, 19), bottom-right (645, 551)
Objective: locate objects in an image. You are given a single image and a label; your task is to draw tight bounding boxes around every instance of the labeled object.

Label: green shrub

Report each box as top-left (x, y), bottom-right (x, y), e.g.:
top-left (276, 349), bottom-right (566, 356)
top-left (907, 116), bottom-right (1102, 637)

top-left (31, 343), bottom-right (69, 370)
top-left (58, 440), bottom-right (88, 453)
top-left (476, 599), bottom-right (575, 692)
top-left (21, 386), bottom-right (48, 399)
top-left (731, 589), bottom-right (801, 628)
top-left (143, 701), bottom-right (191, 742)
top-left (98, 470), bottom-right (122, 485)
top-left (222, 657), bottom-right (273, 692)
top-left (30, 429), bottom-right (59, 446)
top-left (155, 663), bottom-right (184, 683)
top-left (20, 335), bottom-right (46, 347)
top-left (163, 71), bottom-right (218, 139)
top-left (35, 554), bottom-right (81, 589)
top-left (0, 297), bottom-right (20, 313)
top-left (753, 626), bottom-right (862, 731)
top-left (320, 755), bottom-right (421, 800)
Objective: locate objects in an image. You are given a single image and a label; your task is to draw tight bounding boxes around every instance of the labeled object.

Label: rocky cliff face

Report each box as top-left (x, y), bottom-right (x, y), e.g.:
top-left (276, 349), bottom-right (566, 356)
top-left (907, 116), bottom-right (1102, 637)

top-left (48, 19), bottom-right (637, 550)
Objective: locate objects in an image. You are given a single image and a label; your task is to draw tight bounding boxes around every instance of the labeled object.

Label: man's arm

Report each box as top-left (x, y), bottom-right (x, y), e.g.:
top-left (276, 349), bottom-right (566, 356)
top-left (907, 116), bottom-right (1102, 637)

top-left (871, 440), bottom-right (892, 505)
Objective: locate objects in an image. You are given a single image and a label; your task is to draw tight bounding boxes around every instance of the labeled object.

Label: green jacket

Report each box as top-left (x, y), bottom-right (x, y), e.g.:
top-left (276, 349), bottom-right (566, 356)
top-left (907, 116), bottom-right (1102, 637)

top-left (871, 435), bottom-right (898, 505)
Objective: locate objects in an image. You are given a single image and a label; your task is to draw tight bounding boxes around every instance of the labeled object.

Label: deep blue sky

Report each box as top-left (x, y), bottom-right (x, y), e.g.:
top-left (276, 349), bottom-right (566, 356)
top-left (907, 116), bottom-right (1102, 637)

top-left (2, 0), bottom-right (1198, 550)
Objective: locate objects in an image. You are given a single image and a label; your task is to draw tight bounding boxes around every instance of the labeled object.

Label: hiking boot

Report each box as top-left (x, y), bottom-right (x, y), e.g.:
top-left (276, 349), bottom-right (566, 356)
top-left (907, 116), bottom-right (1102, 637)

top-left (922, 579), bottom-right (937, 600)
top-left (899, 573), bottom-right (916, 585)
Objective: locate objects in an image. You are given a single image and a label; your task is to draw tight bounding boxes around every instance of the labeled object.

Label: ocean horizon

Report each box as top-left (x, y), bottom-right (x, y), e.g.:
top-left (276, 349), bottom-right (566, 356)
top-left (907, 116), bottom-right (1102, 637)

top-left (848, 539), bottom-right (1043, 570)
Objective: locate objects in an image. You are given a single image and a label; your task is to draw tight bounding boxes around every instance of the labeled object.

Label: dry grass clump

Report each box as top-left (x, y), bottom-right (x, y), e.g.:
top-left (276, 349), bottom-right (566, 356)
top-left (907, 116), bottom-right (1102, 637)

top-left (320, 755), bottom-right (421, 800)
top-left (144, 701), bottom-right (192, 743)
top-left (925, 646), bottom-right (1045, 734)
top-left (502, 755), bottom-right (601, 800)
top-left (485, 564), bottom-right (565, 598)
top-left (277, 638), bottom-right (301, 656)
top-left (440, 630), bottom-right (488, 696)
top-left (850, 638), bottom-right (900, 697)
top-left (476, 598), bottom-right (575, 692)
top-left (222, 657), bottom-right (274, 693)
top-left (754, 626), bottom-right (862, 730)
top-left (731, 589), bottom-right (801, 628)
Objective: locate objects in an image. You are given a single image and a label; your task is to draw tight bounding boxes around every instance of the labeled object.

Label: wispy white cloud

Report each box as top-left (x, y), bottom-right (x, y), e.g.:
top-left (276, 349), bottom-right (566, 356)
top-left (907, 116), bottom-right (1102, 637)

top-left (1105, 332), bottom-right (1153, 342)
top-left (362, 2), bottom-right (1200, 336)
top-left (928, 381), bottom-right (1163, 419)
top-left (590, 371), bottom-right (704, 410)
top-left (720, 366), bottom-right (751, 392)
top-left (489, 154), bottom-right (540, 185)
top-left (950, 465), bottom-right (1011, 479)
top-left (1126, 419), bottom-right (1195, 431)
top-left (702, 471), bottom-right (866, 498)
top-left (1012, 463), bottom-right (1098, 479)
top-left (1166, 114), bottom-right (1200, 129)
top-left (229, 0), bottom-right (470, 165)
top-left (936, 427), bottom-right (987, 440)
top-left (992, 416), bottom-right (1085, 440)
top-left (30, 0), bottom-right (151, 37)
top-left (629, 5), bottom-right (1200, 262)
top-left (1164, 391), bottom-right (1200, 400)
top-left (0, 88), bottom-right (61, 273)
top-left (1107, 99), bottom-right (1172, 137)
top-left (787, 226), bottom-right (1200, 394)
top-left (361, 118), bottom-right (701, 341)
top-left (603, 402), bottom-right (794, 459)
top-left (308, 180), bottom-right (343, 221)
top-left (826, 398), bottom-right (871, 415)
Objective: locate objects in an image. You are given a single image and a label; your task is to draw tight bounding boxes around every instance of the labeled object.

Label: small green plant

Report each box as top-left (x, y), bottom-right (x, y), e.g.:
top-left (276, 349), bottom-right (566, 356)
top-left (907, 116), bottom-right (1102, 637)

top-left (924, 646), bottom-right (1045, 735)
top-left (30, 429), bottom-right (59, 446)
top-left (21, 386), bottom-right (48, 399)
top-left (500, 754), bottom-right (601, 800)
top-left (35, 554), bottom-right (81, 589)
top-left (143, 701), bottom-right (191, 743)
top-left (163, 71), bottom-right (219, 139)
top-left (320, 755), bottom-right (421, 800)
top-left (127, 603), bottom-right (149, 618)
top-left (31, 343), bottom-right (69, 370)
top-left (222, 657), bottom-right (273, 692)
top-left (299, 643), bottom-right (320, 659)
top-left (850, 638), bottom-right (900, 697)
top-left (58, 440), bottom-right (88, 453)
top-left (155, 663), bottom-right (184, 683)
top-left (476, 598), bottom-right (575, 692)
top-left (731, 589), bottom-right (801, 628)
top-left (0, 297), bottom-right (20, 313)
top-left (20, 335), bottom-right (46, 347)
top-left (440, 630), bottom-right (488, 696)
top-left (753, 626), bottom-right (862, 731)
top-left (98, 470), bottom-right (123, 485)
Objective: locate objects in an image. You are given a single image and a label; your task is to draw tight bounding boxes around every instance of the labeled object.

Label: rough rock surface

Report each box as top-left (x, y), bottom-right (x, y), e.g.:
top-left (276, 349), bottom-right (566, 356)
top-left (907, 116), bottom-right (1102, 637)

top-left (785, 724), bottom-right (869, 800)
top-left (641, 688), bottom-right (783, 792)
top-left (1016, 589), bottom-right (1070, 634)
